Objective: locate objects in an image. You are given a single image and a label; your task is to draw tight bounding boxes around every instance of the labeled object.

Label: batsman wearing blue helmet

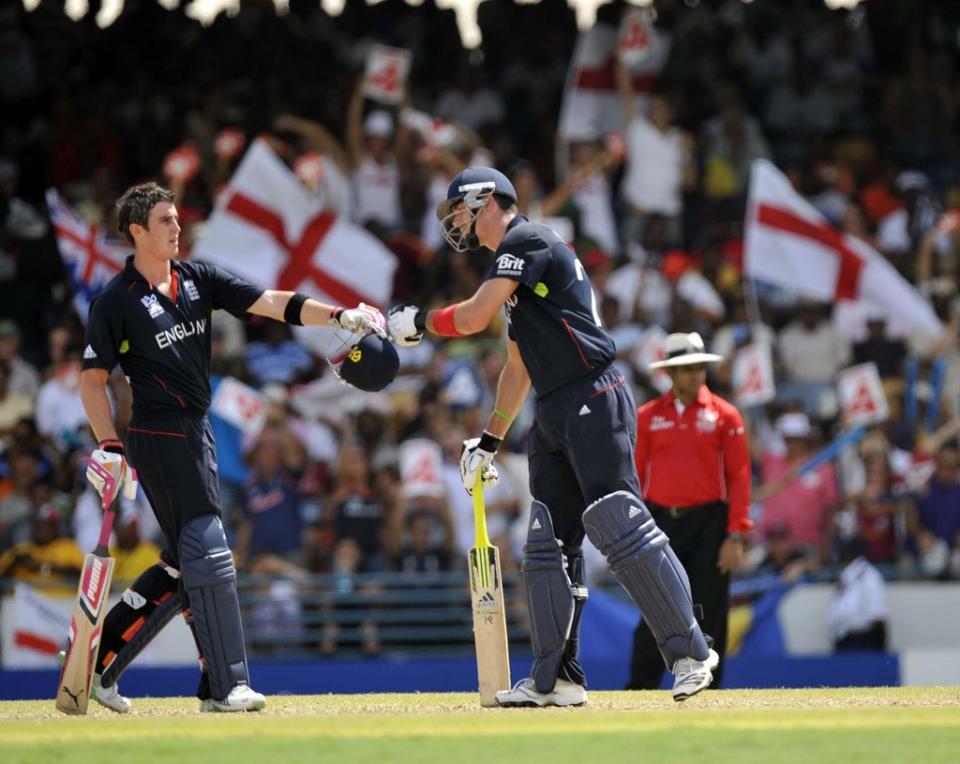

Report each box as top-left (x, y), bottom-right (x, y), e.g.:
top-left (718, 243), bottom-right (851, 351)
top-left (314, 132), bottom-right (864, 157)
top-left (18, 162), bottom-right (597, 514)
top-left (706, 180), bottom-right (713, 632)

top-left (389, 167), bottom-right (718, 706)
top-left (78, 182), bottom-right (394, 714)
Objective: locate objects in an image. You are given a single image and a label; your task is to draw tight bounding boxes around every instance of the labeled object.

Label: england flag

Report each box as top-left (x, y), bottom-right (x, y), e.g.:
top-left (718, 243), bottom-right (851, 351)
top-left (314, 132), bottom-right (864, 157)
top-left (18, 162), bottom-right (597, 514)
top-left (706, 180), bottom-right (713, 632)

top-left (744, 160), bottom-right (943, 341)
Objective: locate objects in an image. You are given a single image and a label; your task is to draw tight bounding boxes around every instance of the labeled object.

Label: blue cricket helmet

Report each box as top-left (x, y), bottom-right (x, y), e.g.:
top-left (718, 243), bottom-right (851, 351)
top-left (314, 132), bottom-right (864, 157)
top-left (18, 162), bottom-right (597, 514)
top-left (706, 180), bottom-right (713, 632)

top-left (436, 167), bottom-right (518, 252)
top-left (336, 333), bottom-right (399, 392)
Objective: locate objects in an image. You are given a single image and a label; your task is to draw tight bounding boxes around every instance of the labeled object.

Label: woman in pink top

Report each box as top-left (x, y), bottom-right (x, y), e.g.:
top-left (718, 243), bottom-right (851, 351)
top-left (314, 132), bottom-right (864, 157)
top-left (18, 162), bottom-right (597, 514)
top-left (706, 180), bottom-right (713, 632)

top-left (759, 413), bottom-right (839, 557)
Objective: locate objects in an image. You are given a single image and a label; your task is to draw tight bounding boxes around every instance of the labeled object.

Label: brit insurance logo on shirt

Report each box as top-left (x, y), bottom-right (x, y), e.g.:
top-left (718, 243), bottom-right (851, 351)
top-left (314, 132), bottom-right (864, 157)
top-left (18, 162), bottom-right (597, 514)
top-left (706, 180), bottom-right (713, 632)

top-left (140, 293), bottom-right (165, 318)
top-left (495, 253), bottom-right (525, 277)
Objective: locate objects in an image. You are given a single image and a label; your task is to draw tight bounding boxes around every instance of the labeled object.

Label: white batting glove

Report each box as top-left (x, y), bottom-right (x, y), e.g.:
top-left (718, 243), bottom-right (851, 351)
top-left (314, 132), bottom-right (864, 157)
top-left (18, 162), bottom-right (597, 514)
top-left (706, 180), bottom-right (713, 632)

top-left (460, 432), bottom-right (502, 496)
top-left (388, 304), bottom-right (426, 347)
top-left (86, 442), bottom-right (138, 502)
top-left (331, 303), bottom-right (387, 337)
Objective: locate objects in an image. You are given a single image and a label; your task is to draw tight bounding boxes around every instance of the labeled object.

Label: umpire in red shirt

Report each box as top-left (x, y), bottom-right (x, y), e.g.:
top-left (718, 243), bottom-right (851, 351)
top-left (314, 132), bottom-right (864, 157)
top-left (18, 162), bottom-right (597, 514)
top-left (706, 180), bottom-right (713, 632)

top-left (628, 332), bottom-right (752, 689)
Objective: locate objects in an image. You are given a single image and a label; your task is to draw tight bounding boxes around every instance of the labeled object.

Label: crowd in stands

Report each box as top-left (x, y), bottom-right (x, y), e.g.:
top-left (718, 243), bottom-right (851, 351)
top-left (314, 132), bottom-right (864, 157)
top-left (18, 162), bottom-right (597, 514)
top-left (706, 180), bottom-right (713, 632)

top-left (3, 0), bottom-right (960, 641)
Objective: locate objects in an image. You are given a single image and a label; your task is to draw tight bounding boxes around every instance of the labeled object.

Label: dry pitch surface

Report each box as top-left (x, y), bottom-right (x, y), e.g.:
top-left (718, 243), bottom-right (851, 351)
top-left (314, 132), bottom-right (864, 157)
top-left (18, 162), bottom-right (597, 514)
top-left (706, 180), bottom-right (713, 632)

top-left (2, 688), bottom-right (959, 764)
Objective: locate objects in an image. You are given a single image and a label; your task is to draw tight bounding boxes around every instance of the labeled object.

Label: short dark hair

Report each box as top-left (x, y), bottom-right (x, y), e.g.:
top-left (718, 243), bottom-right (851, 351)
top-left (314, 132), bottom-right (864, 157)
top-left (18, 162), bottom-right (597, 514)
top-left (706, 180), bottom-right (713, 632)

top-left (493, 193), bottom-right (516, 213)
top-left (116, 182), bottom-right (175, 245)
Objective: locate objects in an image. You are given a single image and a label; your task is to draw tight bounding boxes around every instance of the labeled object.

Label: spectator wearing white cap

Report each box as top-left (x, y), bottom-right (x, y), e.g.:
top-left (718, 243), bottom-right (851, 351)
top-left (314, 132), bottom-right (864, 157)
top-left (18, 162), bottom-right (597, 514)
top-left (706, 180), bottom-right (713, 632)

top-left (757, 412), bottom-right (840, 561)
top-left (346, 79), bottom-right (406, 230)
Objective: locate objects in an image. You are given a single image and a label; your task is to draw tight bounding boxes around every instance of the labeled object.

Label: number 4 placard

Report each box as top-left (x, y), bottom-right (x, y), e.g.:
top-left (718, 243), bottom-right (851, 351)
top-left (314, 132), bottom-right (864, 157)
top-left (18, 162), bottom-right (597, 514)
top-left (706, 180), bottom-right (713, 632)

top-left (363, 44), bottom-right (411, 105)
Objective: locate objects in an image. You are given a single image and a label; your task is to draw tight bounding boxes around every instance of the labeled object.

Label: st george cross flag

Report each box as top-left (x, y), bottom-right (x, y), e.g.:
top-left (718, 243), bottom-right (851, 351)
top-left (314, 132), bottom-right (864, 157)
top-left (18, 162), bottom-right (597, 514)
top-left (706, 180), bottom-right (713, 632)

top-left (46, 189), bottom-right (129, 323)
top-left (745, 160), bottom-right (942, 340)
top-left (194, 139), bottom-right (397, 311)
top-left (557, 16), bottom-right (670, 140)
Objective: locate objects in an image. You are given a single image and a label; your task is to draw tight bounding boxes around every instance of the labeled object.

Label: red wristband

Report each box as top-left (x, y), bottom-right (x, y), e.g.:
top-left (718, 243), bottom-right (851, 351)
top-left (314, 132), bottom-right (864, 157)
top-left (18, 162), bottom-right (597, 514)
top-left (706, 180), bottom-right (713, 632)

top-left (432, 304), bottom-right (464, 337)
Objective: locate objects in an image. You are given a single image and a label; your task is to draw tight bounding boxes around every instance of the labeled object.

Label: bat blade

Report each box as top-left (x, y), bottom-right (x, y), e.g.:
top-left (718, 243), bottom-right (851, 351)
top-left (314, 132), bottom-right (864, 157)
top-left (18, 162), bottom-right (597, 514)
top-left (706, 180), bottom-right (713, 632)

top-left (56, 551), bottom-right (115, 715)
top-left (468, 544), bottom-right (510, 707)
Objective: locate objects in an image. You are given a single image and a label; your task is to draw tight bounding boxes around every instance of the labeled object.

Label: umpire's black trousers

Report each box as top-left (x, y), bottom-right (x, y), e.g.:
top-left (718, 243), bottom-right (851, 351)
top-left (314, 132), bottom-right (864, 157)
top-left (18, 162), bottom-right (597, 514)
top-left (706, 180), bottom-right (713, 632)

top-left (626, 500), bottom-right (730, 689)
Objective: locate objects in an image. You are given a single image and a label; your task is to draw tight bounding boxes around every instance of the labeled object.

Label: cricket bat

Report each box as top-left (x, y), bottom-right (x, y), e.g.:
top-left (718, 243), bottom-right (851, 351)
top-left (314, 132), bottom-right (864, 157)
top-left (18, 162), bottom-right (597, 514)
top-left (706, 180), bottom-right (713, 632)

top-left (55, 462), bottom-right (120, 715)
top-left (468, 475), bottom-right (511, 707)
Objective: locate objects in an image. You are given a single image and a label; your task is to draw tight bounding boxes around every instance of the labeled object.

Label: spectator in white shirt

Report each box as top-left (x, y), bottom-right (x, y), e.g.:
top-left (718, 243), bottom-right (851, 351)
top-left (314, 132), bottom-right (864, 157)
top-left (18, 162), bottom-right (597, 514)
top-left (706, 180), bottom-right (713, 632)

top-left (346, 79), bottom-right (408, 230)
top-left (35, 348), bottom-right (88, 449)
top-left (777, 300), bottom-right (852, 416)
top-left (616, 55), bottom-right (695, 249)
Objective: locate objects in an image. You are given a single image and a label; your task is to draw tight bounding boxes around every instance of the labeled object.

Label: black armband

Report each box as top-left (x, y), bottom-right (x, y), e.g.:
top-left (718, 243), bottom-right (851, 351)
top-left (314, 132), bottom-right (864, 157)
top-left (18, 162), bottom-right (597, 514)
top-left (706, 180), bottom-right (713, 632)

top-left (414, 308), bottom-right (428, 332)
top-left (284, 292), bottom-right (309, 326)
top-left (99, 439), bottom-right (125, 456)
top-left (478, 431), bottom-right (503, 453)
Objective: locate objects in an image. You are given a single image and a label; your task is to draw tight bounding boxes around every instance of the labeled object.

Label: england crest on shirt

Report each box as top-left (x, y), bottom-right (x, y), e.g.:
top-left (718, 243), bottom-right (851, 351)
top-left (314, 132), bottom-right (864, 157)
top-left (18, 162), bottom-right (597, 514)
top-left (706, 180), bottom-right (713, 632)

top-left (141, 293), bottom-right (164, 318)
top-left (183, 279), bottom-right (200, 301)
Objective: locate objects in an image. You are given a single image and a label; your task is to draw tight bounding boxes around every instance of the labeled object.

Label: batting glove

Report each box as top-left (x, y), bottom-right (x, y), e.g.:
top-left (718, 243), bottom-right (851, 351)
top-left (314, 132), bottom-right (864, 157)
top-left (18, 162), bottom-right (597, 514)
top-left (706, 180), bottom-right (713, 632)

top-left (388, 304), bottom-right (427, 347)
top-left (331, 303), bottom-right (387, 337)
top-left (460, 431), bottom-right (502, 496)
top-left (86, 440), bottom-right (138, 502)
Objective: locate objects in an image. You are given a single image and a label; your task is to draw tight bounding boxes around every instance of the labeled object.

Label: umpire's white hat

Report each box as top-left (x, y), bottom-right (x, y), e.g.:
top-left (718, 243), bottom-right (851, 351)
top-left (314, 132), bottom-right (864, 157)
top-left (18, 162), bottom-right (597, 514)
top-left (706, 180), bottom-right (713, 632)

top-left (649, 332), bottom-right (723, 369)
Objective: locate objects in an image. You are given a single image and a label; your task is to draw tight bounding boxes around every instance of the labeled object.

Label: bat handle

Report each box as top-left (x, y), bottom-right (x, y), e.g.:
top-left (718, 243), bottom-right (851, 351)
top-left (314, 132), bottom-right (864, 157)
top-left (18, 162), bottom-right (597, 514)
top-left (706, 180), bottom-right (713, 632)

top-left (473, 475), bottom-right (491, 548)
top-left (95, 471), bottom-right (120, 553)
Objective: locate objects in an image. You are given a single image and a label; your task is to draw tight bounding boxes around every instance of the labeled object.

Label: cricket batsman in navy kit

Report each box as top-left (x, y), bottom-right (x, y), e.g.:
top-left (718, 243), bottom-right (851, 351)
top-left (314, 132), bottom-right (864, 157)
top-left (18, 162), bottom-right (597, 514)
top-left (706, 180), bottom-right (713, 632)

top-left (79, 182), bottom-right (396, 712)
top-left (388, 167), bottom-right (718, 706)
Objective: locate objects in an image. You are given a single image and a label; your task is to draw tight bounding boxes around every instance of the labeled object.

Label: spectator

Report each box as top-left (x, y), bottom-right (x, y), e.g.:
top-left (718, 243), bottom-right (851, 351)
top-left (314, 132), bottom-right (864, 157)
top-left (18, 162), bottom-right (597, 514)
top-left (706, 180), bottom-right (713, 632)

top-left (244, 321), bottom-right (313, 386)
top-left (828, 536), bottom-right (889, 652)
top-left (599, 294), bottom-right (644, 394)
top-left (852, 313), bottom-right (907, 379)
top-left (434, 65), bottom-right (506, 134)
top-left (346, 79), bottom-right (407, 230)
top-left (0, 449), bottom-right (40, 550)
top-left (564, 132), bottom-right (622, 258)
top-left (852, 453), bottom-right (902, 565)
top-left (35, 346), bottom-right (88, 449)
top-left (702, 88), bottom-right (771, 199)
top-left (0, 504), bottom-right (83, 596)
top-left (617, 52), bottom-right (694, 249)
top-left (0, 359), bottom-right (33, 435)
top-left (913, 442), bottom-right (960, 569)
top-left (391, 509), bottom-right (452, 574)
top-left (110, 510), bottom-right (161, 585)
top-left (777, 300), bottom-right (851, 416)
top-left (757, 413), bottom-right (840, 561)
top-left (329, 441), bottom-right (386, 572)
top-left (235, 423), bottom-right (308, 578)
top-left (272, 113), bottom-right (354, 218)
top-left (745, 520), bottom-right (817, 583)
top-left (0, 319), bottom-right (39, 398)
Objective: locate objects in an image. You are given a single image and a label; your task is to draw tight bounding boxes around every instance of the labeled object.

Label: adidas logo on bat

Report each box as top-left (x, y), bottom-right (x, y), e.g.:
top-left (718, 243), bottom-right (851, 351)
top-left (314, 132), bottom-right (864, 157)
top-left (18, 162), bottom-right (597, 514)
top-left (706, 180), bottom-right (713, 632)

top-left (476, 591), bottom-right (499, 609)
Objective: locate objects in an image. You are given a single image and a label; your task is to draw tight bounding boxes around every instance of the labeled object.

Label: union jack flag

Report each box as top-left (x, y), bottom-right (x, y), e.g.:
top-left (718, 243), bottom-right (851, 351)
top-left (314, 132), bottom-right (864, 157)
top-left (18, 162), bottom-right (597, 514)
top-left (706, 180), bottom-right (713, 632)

top-left (46, 189), bottom-right (130, 323)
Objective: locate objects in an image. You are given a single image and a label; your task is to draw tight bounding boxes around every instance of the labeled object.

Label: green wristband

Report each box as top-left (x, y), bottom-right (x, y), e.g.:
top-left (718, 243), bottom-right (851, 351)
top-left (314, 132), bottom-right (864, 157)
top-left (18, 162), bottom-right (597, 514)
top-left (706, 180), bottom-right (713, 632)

top-left (492, 408), bottom-right (513, 424)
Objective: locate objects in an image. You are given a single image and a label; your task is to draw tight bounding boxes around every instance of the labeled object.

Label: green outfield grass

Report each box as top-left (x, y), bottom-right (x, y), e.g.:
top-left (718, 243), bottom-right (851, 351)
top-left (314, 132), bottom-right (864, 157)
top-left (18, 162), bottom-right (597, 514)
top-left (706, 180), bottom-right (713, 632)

top-left (2, 688), bottom-right (959, 764)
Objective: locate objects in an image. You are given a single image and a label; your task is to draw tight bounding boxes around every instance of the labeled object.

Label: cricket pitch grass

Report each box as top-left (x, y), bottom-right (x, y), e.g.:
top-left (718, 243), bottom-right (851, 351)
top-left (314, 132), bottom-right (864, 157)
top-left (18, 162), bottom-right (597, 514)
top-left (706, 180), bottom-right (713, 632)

top-left (2, 687), bottom-right (958, 764)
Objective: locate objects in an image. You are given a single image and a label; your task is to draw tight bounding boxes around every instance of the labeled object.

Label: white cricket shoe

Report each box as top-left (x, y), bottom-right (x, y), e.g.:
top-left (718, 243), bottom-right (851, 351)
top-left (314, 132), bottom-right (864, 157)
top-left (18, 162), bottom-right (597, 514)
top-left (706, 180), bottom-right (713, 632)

top-left (200, 684), bottom-right (266, 713)
top-left (57, 650), bottom-right (131, 714)
top-left (495, 677), bottom-right (587, 708)
top-left (672, 649), bottom-right (719, 701)
top-left (92, 674), bottom-right (132, 714)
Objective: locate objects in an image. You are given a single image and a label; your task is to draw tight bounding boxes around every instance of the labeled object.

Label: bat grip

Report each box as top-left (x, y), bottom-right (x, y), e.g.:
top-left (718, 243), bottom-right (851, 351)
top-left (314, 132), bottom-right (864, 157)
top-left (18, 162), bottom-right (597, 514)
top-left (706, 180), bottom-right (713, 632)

top-left (473, 475), bottom-right (491, 548)
top-left (88, 459), bottom-right (119, 553)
